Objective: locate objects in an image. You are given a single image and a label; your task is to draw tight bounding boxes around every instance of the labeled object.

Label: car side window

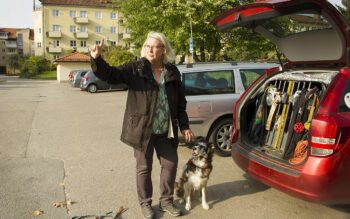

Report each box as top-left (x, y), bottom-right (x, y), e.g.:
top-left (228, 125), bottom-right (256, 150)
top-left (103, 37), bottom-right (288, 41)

top-left (183, 70), bottom-right (234, 95)
top-left (239, 69), bottom-right (266, 89)
top-left (339, 80), bottom-right (350, 113)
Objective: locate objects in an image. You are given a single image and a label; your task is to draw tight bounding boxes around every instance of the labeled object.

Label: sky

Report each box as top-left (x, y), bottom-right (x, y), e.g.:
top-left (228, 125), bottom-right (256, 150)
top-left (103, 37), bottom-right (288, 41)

top-left (0, 0), bottom-right (344, 29)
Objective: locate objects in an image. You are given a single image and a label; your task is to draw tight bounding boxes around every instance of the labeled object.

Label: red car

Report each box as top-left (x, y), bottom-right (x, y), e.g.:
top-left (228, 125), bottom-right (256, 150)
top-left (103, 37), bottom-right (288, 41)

top-left (212, 0), bottom-right (350, 204)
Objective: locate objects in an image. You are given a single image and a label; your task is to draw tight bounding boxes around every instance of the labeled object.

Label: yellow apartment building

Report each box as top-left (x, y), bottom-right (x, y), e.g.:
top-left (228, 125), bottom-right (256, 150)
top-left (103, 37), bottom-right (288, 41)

top-left (33, 0), bottom-right (130, 62)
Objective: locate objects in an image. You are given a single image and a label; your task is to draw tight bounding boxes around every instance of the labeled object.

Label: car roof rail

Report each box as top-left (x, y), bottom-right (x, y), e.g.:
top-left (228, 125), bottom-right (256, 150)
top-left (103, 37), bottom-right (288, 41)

top-left (183, 61), bottom-right (238, 68)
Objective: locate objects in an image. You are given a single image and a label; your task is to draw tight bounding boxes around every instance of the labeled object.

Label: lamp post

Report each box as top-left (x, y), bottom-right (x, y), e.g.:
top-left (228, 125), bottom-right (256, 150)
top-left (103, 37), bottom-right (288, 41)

top-left (189, 0), bottom-right (194, 64)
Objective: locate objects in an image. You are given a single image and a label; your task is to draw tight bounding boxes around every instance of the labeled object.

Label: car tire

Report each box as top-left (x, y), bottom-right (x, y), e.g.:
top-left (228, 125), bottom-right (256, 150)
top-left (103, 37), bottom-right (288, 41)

top-left (88, 84), bottom-right (97, 93)
top-left (212, 118), bottom-right (233, 157)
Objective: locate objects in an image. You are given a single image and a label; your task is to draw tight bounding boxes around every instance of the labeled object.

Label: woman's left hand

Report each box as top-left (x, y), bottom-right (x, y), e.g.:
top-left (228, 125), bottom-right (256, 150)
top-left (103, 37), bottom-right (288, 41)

top-left (181, 129), bottom-right (194, 142)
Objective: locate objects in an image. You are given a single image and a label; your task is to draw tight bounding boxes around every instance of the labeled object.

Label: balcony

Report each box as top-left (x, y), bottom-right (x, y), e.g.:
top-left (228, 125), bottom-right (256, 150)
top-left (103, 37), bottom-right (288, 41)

top-left (77, 47), bottom-right (89, 53)
top-left (5, 41), bottom-right (17, 48)
top-left (46, 31), bottom-right (62, 38)
top-left (74, 17), bottom-right (89, 24)
top-left (46, 46), bottom-right (62, 53)
top-left (74, 32), bottom-right (89, 39)
top-left (0, 33), bottom-right (9, 39)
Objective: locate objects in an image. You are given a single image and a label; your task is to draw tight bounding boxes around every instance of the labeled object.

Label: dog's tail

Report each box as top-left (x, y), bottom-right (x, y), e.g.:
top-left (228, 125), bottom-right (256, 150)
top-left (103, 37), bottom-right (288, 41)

top-left (174, 178), bottom-right (185, 199)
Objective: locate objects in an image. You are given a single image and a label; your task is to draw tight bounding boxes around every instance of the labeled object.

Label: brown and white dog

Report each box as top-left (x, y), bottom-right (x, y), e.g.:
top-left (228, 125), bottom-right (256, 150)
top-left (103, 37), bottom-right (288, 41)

top-left (175, 137), bottom-right (214, 210)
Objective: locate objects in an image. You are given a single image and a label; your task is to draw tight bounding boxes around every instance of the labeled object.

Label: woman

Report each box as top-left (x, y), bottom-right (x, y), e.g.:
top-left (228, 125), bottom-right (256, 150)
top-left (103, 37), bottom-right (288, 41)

top-left (89, 31), bottom-right (194, 219)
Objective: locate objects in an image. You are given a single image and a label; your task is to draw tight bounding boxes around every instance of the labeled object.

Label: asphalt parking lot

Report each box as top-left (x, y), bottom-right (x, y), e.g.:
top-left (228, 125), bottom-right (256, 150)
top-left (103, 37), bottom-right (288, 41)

top-left (0, 76), bottom-right (349, 219)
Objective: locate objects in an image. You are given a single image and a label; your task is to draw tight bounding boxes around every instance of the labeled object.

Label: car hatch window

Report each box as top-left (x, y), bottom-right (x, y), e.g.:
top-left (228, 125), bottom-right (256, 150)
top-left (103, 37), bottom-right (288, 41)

top-left (261, 12), bottom-right (331, 38)
top-left (239, 69), bottom-right (266, 89)
top-left (183, 70), bottom-right (234, 95)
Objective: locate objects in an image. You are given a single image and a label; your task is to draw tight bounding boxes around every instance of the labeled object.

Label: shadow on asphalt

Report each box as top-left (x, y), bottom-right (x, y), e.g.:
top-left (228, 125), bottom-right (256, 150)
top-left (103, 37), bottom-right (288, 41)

top-left (163, 173), bottom-right (269, 216)
top-left (328, 204), bottom-right (350, 213)
top-left (208, 174), bottom-right (269, 207)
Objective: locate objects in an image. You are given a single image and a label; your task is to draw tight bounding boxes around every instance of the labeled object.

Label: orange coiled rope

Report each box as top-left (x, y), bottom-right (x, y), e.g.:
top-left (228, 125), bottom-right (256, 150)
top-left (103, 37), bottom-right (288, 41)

top-left (289, 140), bottom-right (308, 165)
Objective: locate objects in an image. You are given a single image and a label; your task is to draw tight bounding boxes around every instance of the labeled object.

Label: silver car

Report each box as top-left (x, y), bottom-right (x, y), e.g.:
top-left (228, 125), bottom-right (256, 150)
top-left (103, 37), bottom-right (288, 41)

top-left (71, 69), bottom-right (89, 88)
top-left (178, 62), bottom-right (279, 156)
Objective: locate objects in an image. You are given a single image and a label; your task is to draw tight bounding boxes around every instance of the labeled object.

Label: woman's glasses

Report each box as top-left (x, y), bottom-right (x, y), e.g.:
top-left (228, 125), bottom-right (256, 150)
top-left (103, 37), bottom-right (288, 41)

top-left (144, 45), bottom-right (164, 50)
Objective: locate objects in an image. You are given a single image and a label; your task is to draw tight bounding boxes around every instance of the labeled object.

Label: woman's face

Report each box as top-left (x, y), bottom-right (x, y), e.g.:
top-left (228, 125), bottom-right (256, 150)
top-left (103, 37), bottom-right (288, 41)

top-left (144, 37), bottom-right (164, 64)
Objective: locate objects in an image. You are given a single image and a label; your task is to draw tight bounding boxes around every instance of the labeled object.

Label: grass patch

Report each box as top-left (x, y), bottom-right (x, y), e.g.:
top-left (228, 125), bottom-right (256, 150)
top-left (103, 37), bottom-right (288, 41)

top-left (34, 71), bottom-right (57, 80)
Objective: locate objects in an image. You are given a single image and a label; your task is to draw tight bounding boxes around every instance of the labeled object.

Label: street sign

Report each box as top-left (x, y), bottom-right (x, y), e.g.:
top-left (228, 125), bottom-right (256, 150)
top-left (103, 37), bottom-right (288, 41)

top-left (189, 38), bottom-right (193, 53)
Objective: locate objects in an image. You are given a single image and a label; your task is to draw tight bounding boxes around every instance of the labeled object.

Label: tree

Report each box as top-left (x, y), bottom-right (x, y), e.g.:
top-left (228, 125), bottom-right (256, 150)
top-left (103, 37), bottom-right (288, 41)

top-left (336, 0), bottom-right (350, 23)
top-left (20, 56), bottom-right (50, 78)
top-left (103, 45), bottom-right (136, 66)
top-left (112, 0), bottom-right (238, 62)
top-left (111, 0), bottom-right (281, 62)
top-left (7, 54), bottom-right (23, 74)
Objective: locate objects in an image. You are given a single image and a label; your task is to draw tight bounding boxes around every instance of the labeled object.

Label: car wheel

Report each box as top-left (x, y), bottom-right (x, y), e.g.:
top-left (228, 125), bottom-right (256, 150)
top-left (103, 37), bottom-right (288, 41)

top-left (88, 84), bottom-right (97, 93)
top-left (212, 118), bottom-right (233, 157)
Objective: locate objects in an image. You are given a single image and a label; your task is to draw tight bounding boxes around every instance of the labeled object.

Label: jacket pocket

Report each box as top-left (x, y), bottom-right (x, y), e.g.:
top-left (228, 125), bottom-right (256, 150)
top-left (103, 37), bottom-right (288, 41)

top-left (125, 114), bottom-right (147, 145)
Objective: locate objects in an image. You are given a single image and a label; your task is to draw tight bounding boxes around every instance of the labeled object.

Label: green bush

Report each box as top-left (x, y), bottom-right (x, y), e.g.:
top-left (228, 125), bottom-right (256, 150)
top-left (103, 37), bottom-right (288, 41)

top-left (20, 56), bottom-right (50, 78)
top-left (103, 46), bottom-right (136, 66)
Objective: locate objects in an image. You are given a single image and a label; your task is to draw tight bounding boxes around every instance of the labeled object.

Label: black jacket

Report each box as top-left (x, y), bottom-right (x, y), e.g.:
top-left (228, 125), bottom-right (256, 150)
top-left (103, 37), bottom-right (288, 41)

top-left (91, 56), bottom-right (189, 151)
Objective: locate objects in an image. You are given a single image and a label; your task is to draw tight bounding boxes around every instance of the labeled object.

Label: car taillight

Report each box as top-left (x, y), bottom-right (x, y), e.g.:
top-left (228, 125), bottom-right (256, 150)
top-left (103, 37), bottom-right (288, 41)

top-left (310, 68), bottom-right (350, 157)
top-left (83, 76), bottom-right (89, 81)
top-left (310, 115), bottom-right (337, 156)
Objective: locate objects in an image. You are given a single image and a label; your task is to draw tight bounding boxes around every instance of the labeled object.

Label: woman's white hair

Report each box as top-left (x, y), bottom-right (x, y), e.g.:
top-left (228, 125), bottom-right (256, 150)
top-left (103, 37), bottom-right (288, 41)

top-left (140, 31), bottom-right (176, 64)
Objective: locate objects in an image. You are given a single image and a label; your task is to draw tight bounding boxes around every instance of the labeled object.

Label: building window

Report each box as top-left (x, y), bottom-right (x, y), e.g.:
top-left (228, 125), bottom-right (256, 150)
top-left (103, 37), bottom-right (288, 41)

top-left (95, 26), bottom-right (102, 33)
top-left (69, 10), bottom-right (76, 18)
top-left (37, 42), bottom-right (41, 48)
top-left (17, 33), bottom-right (23, 49)
top-left (81, 41), bottom-right (87, 47)
top-left (52, 10), bottom-right (59, 17)
top-left (8, 48), bottom-right (16, 53)
top-left (80, 25), bottom-right (87, 32)
top-left (110, 12), bottom-right (117, 19)
top-left (39, 28), bottom-right (41, 34)
top-left (124, 28), bottom-right (131, 34)
top-left (2, 49), bottom-right (5, 52)
top-left (53, 55), bottom-right (59, 60)
top-left (70, 40), bottom-right (76, 47)
top-left (80, 11), bottom-right (87, 18)
top-left (110, 26), bottom-right (116, 33)
top-left (110, 41), bottom-right (116, 46)
top-left (53, 40), bottom-right (60, 47)
top-left (95, 11), bottom-right (102, 19)
top-left (70, 25), bottom-right (76, 33)
top-left (95, 40), bottom-right (101, 45)
top-left (53, 25), bottom-right (60, 32)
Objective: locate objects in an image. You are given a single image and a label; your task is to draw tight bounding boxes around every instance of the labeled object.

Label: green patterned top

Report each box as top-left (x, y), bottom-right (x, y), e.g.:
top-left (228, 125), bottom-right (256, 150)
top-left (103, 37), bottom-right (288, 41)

top-left (152, 68), bottom-right (170, 134)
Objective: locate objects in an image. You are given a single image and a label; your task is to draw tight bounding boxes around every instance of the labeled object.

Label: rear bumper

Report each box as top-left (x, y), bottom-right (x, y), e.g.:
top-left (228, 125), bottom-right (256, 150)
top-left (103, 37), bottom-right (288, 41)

top-left (80, 82), bottom-right (88, 90)
top-left (232, 142), bottom-right (350, 204)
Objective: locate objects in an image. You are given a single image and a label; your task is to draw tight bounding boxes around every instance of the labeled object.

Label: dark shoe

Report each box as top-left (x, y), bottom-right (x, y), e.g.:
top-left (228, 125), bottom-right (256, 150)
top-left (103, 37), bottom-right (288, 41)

top-left (141, 205), bottom-right (155, 219)
top-left (159, 203), bottom-right (182, 217)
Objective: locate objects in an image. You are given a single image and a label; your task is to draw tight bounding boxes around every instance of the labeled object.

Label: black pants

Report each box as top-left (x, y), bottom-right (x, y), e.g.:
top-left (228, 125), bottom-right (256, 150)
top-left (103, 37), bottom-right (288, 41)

top-left (134, 134), bottom-right (178, 207)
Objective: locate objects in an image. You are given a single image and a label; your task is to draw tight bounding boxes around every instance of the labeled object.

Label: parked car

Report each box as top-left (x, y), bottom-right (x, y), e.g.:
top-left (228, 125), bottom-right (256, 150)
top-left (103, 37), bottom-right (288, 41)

top-left (178, 62), bottom-right (278, 156)
top-left (212, 0), bottom-right (350, 203)
top-left (71, 69), bottom-right (89, 88)
top-left (80, 70), bottom-right (127, 93)
top-left (68, 69), bottom-right (81, 82)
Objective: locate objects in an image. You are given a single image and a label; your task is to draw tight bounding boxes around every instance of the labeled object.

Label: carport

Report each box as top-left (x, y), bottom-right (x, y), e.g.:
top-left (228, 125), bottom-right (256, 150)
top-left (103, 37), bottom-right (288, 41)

top-left (54, 52), bottom-right (91, 82)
